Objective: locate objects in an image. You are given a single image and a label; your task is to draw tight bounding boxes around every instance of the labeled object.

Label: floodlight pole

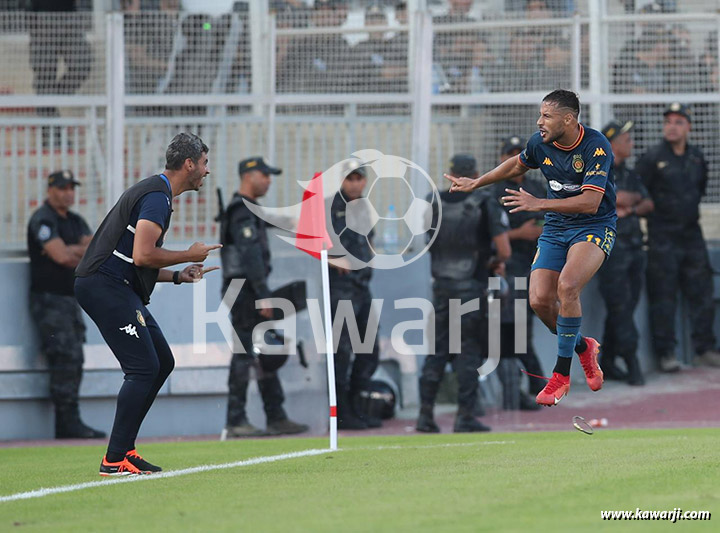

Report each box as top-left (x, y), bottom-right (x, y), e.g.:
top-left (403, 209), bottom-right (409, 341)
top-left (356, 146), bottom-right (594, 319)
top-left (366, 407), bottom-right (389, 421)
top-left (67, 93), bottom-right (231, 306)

top-left (320, 247), bottom-right (338, 451)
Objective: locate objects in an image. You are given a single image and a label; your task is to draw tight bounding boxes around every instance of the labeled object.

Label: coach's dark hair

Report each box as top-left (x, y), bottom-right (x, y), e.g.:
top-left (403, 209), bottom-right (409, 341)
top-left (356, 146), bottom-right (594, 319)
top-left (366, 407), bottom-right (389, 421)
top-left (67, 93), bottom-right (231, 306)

top-left (165, 133), bottom-right (209, 170)
top-left (543, 90), bottom-right (580, 118)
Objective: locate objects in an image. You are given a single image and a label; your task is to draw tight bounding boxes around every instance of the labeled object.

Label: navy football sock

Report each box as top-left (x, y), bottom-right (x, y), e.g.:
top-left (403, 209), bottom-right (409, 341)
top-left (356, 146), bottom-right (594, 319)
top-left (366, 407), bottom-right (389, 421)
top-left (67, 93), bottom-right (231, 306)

top-left (557, 315), bottom-right (582, 361)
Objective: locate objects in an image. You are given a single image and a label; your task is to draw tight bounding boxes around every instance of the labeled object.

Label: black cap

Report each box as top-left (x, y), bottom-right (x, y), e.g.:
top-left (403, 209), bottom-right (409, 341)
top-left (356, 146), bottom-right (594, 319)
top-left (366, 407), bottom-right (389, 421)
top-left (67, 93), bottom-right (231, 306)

top-left (48, 170), bottom-right (81, 188)
top-left (663, 102), bottom-right (691, 122)
top-left (450, 153), bottom-right (477, 176)
top-left (601, 120), bottom-right (634, 142)
top-left (238, 157), bottom-right (282, 176)
top-left (344, 160), bottom-right (367, 178)
top-left (500, 135), bottom-right (525, 156)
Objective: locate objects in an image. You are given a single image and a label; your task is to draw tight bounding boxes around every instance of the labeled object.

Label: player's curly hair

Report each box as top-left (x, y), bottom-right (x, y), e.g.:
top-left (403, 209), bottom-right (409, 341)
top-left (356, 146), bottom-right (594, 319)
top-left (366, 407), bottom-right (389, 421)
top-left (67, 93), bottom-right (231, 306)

top-left (543, 90), bottom-right (580, 118)
top-left (165, 133), bottom-right (209, 170)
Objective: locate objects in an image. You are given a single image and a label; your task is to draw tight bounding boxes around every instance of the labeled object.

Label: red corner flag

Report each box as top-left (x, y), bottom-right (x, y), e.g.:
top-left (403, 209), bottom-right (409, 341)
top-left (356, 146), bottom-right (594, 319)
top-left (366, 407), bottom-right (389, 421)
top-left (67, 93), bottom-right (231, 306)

top-left (295, 172), bottom-right (333, 259)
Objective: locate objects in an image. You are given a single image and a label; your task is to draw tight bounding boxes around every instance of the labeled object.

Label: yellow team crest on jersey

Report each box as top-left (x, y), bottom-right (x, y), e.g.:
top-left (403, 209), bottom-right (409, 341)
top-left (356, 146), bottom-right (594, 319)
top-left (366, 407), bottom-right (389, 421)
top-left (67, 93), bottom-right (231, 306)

top-left (136, 310), bottom-right (146, 327)
top-left (572, 154), bottom-right (584, 173)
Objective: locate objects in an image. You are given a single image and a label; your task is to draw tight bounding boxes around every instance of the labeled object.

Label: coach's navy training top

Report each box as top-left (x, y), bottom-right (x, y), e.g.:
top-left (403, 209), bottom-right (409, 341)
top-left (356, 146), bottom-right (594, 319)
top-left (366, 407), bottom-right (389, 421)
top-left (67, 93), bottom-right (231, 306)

top-left (519, 124), bottom-right (617, 229)
top-left (98, 174), bottom-right (172, 292)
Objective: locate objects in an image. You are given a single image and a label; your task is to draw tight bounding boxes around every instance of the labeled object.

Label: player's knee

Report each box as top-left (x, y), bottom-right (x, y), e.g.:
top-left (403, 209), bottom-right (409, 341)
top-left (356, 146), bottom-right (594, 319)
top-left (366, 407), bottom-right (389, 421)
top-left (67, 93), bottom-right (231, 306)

top-left (557, 278), bottom-right (581, 303)
top-left (529, 292), bottom-right (554, 315)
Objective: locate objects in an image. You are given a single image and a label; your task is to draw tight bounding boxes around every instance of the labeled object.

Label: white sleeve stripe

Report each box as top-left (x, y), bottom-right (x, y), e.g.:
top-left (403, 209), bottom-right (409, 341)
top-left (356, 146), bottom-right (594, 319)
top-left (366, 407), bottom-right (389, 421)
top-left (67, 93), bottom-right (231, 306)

top-left (126, 225), bottom-right (136, 234)
top-left (112, 249), bottom-right (134, 264)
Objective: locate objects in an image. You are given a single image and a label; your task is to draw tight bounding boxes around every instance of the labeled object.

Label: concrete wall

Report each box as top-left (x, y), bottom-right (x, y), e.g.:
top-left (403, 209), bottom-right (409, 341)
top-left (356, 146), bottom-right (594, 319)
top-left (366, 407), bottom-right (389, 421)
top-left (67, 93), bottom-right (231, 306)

top-left (2, 228), bottom-right (718, 441)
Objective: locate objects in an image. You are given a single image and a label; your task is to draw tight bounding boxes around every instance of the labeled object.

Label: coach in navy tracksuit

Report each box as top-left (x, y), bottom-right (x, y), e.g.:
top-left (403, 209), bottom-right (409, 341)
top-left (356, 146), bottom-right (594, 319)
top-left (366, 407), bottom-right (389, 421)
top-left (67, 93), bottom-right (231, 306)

top-left (75, 133), bottom-right (220, 476)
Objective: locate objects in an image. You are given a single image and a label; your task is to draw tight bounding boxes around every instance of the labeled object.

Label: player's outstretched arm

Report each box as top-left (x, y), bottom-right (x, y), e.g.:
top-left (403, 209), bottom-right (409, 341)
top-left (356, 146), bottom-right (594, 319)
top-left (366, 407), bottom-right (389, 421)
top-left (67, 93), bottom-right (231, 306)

top-left (158, 264), bottom-right (220, 283)
top-left (502, 188), bottom-right (602, 215)
top-left (444, 155), bottom-right (528, 193)
top-left (133, 219), bottom-right (222, 268)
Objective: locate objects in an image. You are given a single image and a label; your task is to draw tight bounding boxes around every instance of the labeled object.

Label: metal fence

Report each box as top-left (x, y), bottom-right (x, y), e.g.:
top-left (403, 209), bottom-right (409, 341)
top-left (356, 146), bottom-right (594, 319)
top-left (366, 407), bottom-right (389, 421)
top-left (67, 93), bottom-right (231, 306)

top-left (1, 1), bottom-right (720, 250)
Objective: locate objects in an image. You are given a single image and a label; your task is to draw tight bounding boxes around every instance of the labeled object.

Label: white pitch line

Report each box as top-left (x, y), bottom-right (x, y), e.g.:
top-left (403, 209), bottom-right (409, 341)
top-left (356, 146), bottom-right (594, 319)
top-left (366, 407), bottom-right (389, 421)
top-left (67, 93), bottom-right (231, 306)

top-left (353, 440), bottom-right (516, 451)
top-left (0, 440), bottom-right (514, 504)
top-left (0, 448), bottom-right (331, 503)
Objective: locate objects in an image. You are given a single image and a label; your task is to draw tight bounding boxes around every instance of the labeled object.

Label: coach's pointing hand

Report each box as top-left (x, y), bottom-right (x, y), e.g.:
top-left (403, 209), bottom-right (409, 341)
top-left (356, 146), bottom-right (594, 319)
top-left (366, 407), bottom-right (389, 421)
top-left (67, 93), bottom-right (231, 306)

top-left (178, 263), bottom-right (220, 283)
top-left (187, 242), bottom-right (222, 262)
top-left (444, 173), bottom-right (477, 193)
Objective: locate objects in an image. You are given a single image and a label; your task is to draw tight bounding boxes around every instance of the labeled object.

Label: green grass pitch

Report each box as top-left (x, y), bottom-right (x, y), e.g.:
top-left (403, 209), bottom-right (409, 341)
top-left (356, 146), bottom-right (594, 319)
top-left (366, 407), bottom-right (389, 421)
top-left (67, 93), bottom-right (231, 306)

top-left (1, 429), bottom-right (718, 532)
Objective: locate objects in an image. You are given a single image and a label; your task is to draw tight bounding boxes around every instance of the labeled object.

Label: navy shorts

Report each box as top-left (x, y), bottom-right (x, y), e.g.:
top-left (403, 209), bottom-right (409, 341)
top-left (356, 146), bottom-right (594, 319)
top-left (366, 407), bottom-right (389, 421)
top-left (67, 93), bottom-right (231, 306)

top-left (531, 224), bottom-right (616, 273)
top-left (74, 272), bottom-right (173, 379)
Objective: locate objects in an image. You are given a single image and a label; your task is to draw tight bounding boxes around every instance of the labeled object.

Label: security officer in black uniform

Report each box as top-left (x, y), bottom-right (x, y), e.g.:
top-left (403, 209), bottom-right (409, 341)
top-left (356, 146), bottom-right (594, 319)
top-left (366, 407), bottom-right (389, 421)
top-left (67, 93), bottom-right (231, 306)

top-left (636, 103), bottom-right (720, 372)
top-left (492, 136), bottom-right (545, 410)
top-left (220, 157), bottom-right (309, 437)
top-left (598, 120), bottom-right (653, 385)
top-left (417, 154), bottom-right (510, 433)
top-left (27, 170), bottom-right (105, 439)
top-left (328, 164), bottom-right (382, 430)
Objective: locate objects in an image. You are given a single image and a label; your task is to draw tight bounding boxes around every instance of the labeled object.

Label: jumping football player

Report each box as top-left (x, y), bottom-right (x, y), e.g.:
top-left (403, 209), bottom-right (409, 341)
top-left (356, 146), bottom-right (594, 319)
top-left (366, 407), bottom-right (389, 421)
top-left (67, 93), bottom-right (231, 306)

top-left (446, 90), bottom-right (617, 405)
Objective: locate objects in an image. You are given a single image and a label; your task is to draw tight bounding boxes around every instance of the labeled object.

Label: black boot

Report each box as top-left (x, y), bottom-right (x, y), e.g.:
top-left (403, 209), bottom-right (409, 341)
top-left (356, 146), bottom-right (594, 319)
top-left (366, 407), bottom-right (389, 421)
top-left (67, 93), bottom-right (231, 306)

top-left (416, 405), bottom-right (440, 433)
top-left (623, 353), bottom-right (645, 386)
top-left (453, 408), bottom-right (491, 433)
top-left (337, 390), bottom-right (367, 430)
top-left (351, 390), bottom-right (383, 428)
top-left (55, 405), bottom-right (106, 439)
top-left (600, 354), bottom-right (628, 381)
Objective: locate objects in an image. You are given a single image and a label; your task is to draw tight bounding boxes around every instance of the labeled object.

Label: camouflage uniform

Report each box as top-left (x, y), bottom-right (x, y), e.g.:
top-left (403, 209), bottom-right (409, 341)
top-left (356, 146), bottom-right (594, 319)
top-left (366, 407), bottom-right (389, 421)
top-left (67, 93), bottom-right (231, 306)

top-left (596, 161), bottom-right (647, 378)
top-left (419, 188), bottom-right (509, 425)
top-left (493, 176), bottom-right (547, 399)
top-left (328, 191), bottom-right (379, 426)
top-left (28, 293), bottom-right (86, 417)
top-left (636, 139), bottom-right (716, 361)
top-left (27, 197), bottom-right (101, 438)
top-left (221, 193), bottom-right (287, 428)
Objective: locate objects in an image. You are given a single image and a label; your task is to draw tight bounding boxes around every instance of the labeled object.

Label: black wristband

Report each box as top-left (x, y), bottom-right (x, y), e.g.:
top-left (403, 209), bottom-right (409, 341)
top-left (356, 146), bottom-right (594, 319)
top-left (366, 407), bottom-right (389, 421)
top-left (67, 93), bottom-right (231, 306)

top-left (173, 270), bottom-right (181, 285)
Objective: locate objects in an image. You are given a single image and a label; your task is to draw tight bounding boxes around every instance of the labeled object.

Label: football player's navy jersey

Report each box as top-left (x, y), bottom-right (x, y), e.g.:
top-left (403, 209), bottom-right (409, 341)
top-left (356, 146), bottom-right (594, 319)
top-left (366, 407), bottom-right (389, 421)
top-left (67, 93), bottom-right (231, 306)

top-left (519, 124), bottom-right (616, 229)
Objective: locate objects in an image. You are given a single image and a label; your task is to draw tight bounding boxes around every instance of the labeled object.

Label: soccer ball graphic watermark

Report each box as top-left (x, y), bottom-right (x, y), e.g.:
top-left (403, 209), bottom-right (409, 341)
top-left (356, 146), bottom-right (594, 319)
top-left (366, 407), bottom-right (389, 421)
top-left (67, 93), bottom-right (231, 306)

top-left (330, 149), bottom-right (442, 270)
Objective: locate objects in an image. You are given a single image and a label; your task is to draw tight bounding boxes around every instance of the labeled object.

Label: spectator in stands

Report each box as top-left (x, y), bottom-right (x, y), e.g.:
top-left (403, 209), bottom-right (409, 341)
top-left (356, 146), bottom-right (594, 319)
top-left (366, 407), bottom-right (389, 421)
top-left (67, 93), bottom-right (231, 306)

top-left (277, 0), bottom-right (353, 95)
top-left (636, 104), bottom-right (720, 372)
top-left (27, 170), bottom-right (105, 439)
top-left (612, 31), bottom-right (672, 140)
top-left (468, 36), bottom-right (502, 94)
top-left (352, 5), bottom-right (406, 94)
top-left (505, 0), bottom-right (575, 16)
top-left (123, 0), bottom-right (178, 97)
top-left (598, 120), bottom-right (652, 386)
top-left (666, 23), bottom-right (700, 93)
top-left (699, 31), bottom-right (718, 93)
top-left (502, 29), bottom-right (543, 92)
top-left (436, 0), bottom-right (477, 23)
top-left (433, 0), bottom-right (483, 94)
top-left (492, 136), bottom-right (545, 410)
top-left (532, 37), bottom-right (571, 90)
top-left (27, 0), bottom-right (92, 127)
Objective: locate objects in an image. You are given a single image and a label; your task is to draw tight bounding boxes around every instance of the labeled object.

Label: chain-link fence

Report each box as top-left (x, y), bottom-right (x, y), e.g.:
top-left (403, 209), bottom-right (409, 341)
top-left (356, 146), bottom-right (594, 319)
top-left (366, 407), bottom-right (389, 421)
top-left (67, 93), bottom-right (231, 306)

top-left (1, 1), bottom-right (719, 250)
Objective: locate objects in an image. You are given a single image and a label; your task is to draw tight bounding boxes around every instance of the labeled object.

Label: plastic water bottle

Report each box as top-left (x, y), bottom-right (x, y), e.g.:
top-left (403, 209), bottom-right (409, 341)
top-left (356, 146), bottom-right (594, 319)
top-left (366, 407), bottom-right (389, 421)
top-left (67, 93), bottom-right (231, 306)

top-left (383, 204), bottom-right (399, 253)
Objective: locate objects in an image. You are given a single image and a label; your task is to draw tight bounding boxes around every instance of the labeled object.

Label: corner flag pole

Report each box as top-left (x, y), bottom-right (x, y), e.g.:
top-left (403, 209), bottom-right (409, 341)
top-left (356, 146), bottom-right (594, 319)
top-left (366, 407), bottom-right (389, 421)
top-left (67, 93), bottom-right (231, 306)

top-left (320, 246), bottom-right (338, 450)
top-left (294, 172), bottom-right (337, 451)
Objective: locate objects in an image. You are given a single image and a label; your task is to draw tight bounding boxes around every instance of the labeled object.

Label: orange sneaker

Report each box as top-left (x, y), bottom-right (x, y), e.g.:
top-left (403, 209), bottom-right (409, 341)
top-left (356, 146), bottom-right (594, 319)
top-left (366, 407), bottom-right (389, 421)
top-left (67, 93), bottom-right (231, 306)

top-left (125, 449), bottom-right (162, 473)
top-left (577, 337), bottom-right (604, 391)
top-left (99, 455), bottom-right (151, 476)
top-left (536, 372), bottom-right (570, 406)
